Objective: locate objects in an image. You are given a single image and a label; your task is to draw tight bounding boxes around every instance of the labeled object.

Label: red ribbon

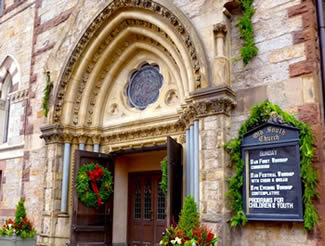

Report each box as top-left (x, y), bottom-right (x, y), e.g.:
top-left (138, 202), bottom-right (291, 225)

top-left (87, 165), bottom-right (104, 206)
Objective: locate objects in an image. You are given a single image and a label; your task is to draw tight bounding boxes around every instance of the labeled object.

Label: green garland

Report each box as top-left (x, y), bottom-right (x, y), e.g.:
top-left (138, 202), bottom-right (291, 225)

top-left (237, 0), bottom-right (258, 65)
top-left (160, 156), bottom-right (168, 195)
top-left (42, 71), bottom-right (52, 117)
top-left (76, 163), bottom-right (113, 207)
top-left (224, 101), bottom-right (318, 230)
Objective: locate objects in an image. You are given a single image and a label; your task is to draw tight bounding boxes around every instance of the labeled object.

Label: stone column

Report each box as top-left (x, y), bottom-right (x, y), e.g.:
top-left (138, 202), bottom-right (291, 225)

top-left (180, 87), bottom-right (236, 246)
top-left (40, 125), bottom-right (71, 246)
top-left (213, 23), bottom-right (231, 87)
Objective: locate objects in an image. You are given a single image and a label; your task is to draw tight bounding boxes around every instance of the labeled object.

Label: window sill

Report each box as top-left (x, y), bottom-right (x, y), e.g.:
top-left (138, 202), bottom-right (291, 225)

top-left (0, 142), bottom-right (24, 151)
top-left (0, 142), bottom-right (24, 160)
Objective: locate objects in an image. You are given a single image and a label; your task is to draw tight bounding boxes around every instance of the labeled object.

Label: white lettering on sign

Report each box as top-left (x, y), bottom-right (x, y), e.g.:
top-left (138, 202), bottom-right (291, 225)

top-left (259, 185), bottom-right (275, 191)
top-left (276, 184), bottom-right (293, 190)
top-left (251, 191), bottom-right (280, 196)
top-left (260, 150), bottom-right (277, 156)
top-left (277, 171), bottom-right (294, 177)
top-left (272, 157), bottom-right (288, 163)
top-left (251, 165), bottom-right (270, 169)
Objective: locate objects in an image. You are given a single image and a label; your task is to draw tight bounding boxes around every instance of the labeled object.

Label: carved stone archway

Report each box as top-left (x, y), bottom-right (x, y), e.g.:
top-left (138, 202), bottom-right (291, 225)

top-left (39, 1), bottom-right (236, 245)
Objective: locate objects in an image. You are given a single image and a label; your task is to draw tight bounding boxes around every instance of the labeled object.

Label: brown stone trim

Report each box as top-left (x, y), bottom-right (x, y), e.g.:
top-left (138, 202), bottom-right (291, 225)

top-left (33, 43), bottom-right (55, 57)
top-left (1, 0), bottom-right (26, 16)
top-left (22, 168), bottom-right (30, 182)
top-left (298, 103), bottom-right (321, 126)
top-left (297, 103), bottom-right (325, 245)
top-left (288, 2), bottom-right (312, 18)
top-left (288, 0), bottom-right (319, 78)
top-left (2, 57), bottom-right (13, 70)
top-left (35, 8), bottom-right (73, 35)
top-left (10, 83), bottom-right (18, 92)
top-left (0, 209), bottom-right (15, 216)
top-left (0, 1), bottom-right (33, 25)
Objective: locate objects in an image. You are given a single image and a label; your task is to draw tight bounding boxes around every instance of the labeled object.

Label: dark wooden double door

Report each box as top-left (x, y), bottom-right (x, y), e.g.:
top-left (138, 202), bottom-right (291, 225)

top-left (128, 173), bottom-right (166, 246)
top-left (71, 137), bottom-right (182, 246)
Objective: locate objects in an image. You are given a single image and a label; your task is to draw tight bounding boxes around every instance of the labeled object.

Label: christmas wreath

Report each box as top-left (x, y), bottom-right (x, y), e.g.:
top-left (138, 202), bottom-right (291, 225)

top-left (76, 163), bottom-right (113, 207)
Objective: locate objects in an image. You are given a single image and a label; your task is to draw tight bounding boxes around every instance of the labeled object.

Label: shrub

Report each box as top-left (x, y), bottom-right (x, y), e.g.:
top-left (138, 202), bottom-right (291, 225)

top-left (0, 200), bottom-right (36, 239)
top-left (178, 196), bottom-right (199, 233)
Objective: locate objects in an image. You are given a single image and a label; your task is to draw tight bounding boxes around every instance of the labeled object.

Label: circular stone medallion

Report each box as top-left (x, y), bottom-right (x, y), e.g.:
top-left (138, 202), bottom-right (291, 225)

top-left (127, 64), bottom-right (163, 110)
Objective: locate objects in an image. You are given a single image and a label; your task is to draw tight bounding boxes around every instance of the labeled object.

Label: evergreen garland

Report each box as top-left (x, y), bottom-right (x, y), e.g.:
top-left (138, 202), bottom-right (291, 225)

top-left (160, 156), bottom-right (168, 195)
top-left (42, 71), bottom-right (52, 117)
top-left (237, 0), bottom-right (258, 65)
top-left (224, 101), bottom-right (318, 230)
top-left (76, 163), bottom-right (113, 207)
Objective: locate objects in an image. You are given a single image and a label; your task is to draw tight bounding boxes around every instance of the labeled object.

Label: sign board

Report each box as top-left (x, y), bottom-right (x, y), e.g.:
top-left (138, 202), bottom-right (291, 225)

top-left (242, 121), bottom-right (303, 221)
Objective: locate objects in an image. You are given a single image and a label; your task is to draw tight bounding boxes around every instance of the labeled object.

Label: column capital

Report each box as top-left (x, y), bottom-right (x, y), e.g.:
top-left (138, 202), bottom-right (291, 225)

top-left (179, 86), bottom-right (236, 128)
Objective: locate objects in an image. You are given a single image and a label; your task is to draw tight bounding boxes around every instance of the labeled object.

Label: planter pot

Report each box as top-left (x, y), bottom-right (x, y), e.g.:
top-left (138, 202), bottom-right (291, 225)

top-left (0, 235), bottom-right (36, 246)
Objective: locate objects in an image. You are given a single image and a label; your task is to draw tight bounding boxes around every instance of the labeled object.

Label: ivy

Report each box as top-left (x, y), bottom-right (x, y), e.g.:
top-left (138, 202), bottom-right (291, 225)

top-left (160, 156), bottom-right (168, 195)
top-left (42, 71), bottom-right (52, 117)
top-left (236, 0), bottom-right (258, 65)
top-left (224, 101), bottom-right (319, 230)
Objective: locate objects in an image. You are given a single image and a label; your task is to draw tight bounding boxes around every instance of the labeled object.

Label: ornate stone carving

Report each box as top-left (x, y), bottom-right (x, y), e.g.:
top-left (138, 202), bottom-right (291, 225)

top-left (73, 20), bottom-right (177, 126)
top-left (9, 88), bottom-right (29, 103)
top-left (178, 86), bottom-right (236, 128)
top-left (165, 89), bottom-right (179, 105)
top-left (213, 23), bottom-right (227, 35)
top-left (53, 0), bottom-right (204, 124)
top-left (40, 120), bottom-right (186, 147)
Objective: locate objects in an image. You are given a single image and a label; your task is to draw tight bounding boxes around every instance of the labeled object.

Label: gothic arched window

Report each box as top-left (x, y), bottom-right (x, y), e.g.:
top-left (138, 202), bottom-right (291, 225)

top-left (0, 74), bottom-right (12, 144)
top-left (0, 56), bottom-right (20, 145)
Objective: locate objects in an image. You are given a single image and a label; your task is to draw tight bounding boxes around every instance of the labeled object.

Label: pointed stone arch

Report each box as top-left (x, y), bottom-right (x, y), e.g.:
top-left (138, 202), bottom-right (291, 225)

top-left (51, 0), bottom-right (209, 129)
top-left (0, 55), bottom-right (20, 97)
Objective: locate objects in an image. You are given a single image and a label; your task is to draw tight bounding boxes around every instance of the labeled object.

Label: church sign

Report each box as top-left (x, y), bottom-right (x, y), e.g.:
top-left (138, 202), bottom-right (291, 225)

top-left (242, 121), bottom-right (304, 221)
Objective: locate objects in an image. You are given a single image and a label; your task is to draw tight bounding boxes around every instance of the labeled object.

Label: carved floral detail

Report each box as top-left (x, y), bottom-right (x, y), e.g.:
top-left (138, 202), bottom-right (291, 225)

top-left (53, 0), bottom-right (203, 124)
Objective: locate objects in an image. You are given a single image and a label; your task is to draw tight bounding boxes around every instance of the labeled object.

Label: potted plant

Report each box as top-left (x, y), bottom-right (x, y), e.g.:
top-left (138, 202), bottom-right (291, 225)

top-left (160, 196), bottom-right (218, 246)
top-left (0, 200), bottom-right (36, 246)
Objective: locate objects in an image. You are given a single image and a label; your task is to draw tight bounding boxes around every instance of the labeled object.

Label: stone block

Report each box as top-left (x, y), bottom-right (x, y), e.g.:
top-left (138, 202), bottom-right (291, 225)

top-left (302, 75), bottom-right (317, 104)
top-left (267, 77), bottom-right (304, 108)
top-left (235, 86), bottom-right (267, 113)
top-left (200, 130), bottom-right (217, 150)
top-left (298, 103), bottom-right (321, 125)
top-left (269, 43), bottom-right (305, 64)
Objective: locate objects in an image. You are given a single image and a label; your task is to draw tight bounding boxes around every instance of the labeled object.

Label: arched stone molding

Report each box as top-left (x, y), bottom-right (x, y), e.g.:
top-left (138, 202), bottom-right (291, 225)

top-left (0, 55), bottom-right (20, 95)
top-left (51, 0), bottom-right (210, 128)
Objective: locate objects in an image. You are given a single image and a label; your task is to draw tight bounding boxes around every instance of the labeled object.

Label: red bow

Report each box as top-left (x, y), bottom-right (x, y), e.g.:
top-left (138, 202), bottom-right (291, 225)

top-left (87, 165), bottom-right (104, 206)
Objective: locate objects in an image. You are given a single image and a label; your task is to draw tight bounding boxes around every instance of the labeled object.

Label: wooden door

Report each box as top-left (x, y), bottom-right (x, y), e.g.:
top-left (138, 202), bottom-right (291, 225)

top-left (128, 172), bottom-right (166, 246)
top-left (167, 136), bottom-right (183, 226)
top-left (71, 150), bottom-right (114, 246)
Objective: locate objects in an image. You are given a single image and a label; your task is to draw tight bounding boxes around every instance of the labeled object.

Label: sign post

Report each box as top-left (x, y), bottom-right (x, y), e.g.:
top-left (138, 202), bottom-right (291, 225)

top-left (242, 120), bottom-right (303, 221)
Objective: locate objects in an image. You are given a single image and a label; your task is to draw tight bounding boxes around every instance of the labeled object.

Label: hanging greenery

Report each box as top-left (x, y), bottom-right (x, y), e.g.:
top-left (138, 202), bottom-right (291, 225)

top-left (224, 101), bottom-right (318, 230)
top-left (76, 163), bottom-right (113, 207)
top-left (160, 156), bottom-right (168, 195)
top-left (236, 0), bottom-right (258, 65)
top-left (42, 71), bottom-right (53, 117)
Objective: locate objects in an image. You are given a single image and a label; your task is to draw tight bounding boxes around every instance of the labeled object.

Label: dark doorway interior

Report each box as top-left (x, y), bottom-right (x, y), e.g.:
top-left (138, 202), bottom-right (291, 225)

top-left (128, 172), bottom-right (166, 246)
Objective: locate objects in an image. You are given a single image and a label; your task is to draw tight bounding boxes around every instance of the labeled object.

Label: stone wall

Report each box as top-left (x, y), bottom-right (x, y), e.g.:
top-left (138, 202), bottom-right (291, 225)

top-left (0, 0), bottom-right (324, 246)
top-left (229, 0), bottom-right (324, 245)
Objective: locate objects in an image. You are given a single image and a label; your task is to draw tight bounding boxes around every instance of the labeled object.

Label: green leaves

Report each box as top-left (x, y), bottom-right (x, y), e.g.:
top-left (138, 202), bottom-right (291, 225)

top-left (224, 100), bottom-right (319, 230)
top-left (42, 71), bottom-right (53, 118)
top-left (237, 0), bottom-right (258, 65)
top-left (15, 200), bottom-right (27, 221)
top-left (160, 156), bottom-right (168, 195)
top-left (178, 196), bottom-right (199, 233)
top-left (75, 163), bottom-right (113, 207)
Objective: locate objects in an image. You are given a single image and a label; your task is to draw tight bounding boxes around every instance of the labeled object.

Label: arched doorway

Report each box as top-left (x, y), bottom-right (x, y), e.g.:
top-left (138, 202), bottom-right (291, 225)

top-left (40, 1), bottom-right (214, 245)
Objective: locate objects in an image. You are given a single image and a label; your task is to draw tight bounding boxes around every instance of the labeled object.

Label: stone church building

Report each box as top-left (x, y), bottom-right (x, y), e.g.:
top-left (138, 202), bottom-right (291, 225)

top-left (0, 0), bottom-right (325, 245)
